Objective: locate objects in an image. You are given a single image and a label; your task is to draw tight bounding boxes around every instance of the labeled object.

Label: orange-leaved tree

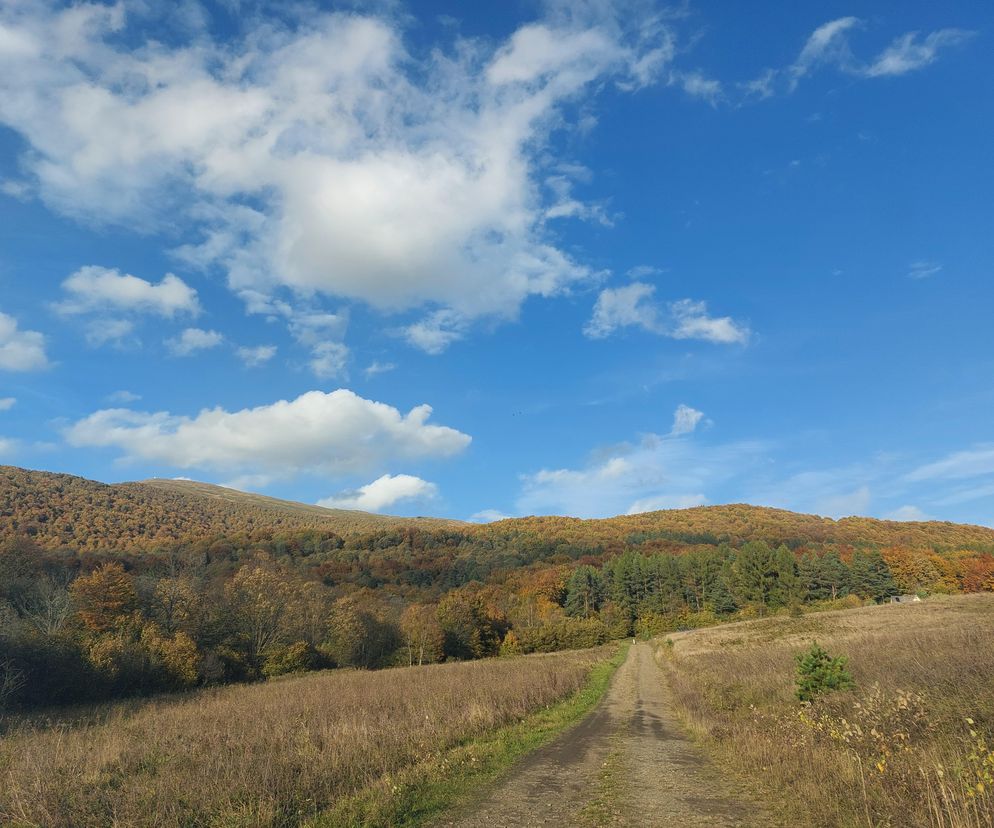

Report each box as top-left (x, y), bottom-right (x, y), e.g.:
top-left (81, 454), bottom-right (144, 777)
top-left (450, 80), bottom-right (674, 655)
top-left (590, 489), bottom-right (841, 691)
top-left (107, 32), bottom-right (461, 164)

top-left (69, 562), bottom-right (138, 632)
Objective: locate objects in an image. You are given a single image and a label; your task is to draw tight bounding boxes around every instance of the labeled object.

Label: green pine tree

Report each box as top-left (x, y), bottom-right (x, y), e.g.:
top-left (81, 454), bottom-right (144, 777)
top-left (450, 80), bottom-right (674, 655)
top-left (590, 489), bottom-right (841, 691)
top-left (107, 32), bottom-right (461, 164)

top-left (564, 565), bottom-right (606, 618)
top-left (795, 642), bottom-right (855, 702)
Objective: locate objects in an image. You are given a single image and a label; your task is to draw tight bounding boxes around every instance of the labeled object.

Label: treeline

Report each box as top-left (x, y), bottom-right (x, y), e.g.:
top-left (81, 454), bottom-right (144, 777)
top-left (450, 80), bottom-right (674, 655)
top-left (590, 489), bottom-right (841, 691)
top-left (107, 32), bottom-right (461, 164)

top-left (562, 544), bottom-right (899, 635)
top-left (8, 528), bottom-right (990, 714)
top-left (0, 537), bottom-right (503, 710)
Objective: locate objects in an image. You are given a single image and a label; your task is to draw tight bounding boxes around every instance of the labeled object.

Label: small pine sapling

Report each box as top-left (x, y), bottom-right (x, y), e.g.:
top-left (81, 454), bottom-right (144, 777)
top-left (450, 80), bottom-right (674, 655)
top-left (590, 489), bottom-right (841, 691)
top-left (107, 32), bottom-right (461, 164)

top-left (795, 642), bottom-right (855, 702)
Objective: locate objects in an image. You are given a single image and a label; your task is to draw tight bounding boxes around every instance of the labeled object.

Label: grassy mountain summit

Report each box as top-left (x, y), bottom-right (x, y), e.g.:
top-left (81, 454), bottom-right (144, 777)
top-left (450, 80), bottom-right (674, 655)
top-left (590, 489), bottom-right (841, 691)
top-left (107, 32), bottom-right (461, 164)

top-left (2, 465), bottom-right (993, 553)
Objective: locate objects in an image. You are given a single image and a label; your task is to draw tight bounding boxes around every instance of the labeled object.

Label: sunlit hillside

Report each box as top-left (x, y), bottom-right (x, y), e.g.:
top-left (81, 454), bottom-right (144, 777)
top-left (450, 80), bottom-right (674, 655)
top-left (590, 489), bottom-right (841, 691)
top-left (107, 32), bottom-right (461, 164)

top-left (482, 505), bottom-right (994, 554)
top-left (4, 466), bottom-right (993, 554)
top-left (0, 466), bottom-right (461, 550)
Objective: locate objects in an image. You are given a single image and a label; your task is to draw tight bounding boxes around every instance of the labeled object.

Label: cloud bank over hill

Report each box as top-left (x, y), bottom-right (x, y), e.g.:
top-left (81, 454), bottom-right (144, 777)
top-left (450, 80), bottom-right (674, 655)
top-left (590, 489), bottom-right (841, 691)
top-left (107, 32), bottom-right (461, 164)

top-left (65, 390), bottom-right (471, 481)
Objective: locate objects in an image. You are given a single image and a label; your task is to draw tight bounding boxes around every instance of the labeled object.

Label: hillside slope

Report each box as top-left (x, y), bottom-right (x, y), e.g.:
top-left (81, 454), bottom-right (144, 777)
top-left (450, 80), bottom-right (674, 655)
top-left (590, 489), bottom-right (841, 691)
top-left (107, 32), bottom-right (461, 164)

top-left (481, 505), bottom-right (994, 552)
top-left (2, 464), bottom-right (993, 553)
top-left (0, 466), bottom-right (460, 550)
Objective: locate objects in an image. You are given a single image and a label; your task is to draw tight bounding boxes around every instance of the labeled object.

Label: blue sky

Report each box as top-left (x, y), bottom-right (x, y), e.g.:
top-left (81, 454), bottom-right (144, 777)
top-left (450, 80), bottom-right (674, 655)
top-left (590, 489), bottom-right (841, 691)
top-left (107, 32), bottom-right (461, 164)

top-left (1, 1), bottom-right (992, 525)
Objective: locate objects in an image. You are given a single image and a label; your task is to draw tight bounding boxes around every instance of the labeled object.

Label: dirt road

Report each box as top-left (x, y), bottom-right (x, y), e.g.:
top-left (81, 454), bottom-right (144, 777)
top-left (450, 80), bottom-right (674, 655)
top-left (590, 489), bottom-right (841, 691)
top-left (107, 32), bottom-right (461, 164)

top-left (437, 643), bottom-right (767, 827)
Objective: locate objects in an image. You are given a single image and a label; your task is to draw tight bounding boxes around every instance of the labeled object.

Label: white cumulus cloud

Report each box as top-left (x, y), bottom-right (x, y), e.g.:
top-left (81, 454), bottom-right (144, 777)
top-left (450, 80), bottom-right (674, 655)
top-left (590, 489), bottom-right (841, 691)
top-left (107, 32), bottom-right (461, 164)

top-left (56, 266), bottom-right (200, 318)
top-left (0, 3), bottom-right (687, 353)
top-left (64, 389), bottom-right (471, 478)
top-left (318, 473), bottom-right (438, 513)
top-left (0, 311), bottom-right (49, 371)
top-left (236, 345), bottom-right (277, 367)
top-left (0, 397), bottom-right (16, 411)
top-left (584, 282), bottom-right (659, 338)
top-left (167, 328), bottom-right (224, 356)
top-left (669, 299), bottom-right (750, 345)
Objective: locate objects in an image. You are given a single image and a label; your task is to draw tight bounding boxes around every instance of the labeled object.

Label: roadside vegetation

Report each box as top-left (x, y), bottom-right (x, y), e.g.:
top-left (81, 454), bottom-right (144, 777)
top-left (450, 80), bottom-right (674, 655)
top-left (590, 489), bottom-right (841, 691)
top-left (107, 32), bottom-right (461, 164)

top-left (0, 645), bottom-right (621, 828)
top-left (660, 594), bottom-right (994, 827)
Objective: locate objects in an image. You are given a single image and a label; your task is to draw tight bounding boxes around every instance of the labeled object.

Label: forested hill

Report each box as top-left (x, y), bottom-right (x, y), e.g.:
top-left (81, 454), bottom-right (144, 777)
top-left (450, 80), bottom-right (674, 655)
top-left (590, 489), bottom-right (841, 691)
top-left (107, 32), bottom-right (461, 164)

top-left (3, 465), bottom-right (994, 554)
top-left (480, 506), bottom-right (994, 554)
top-left (0, 466), bottom-right (460, 550)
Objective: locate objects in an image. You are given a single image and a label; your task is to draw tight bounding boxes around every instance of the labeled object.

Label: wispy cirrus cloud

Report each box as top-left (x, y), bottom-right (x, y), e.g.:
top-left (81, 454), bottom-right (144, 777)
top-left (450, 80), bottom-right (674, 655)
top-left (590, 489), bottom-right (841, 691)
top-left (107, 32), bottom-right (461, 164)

top-left (906, 445), bottom-right (994, 482)
top-left (106, 390), bottom-right (141, 404)
top-left (908, 261), bottom-right (942, 280)
top-left (863, 29), bottom-right (974, 78)
top-left (364, 361), bottom-right (396, 379)
top-left (742, 18), bottom-right (973, 99)
top-left (85, 319), bottom-right (136, 348)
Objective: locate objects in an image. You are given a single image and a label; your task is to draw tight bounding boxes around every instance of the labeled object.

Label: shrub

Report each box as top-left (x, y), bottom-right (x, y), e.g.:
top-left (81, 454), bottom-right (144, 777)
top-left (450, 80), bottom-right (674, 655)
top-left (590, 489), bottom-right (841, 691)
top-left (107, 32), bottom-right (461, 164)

top-left (514, 618), bottom-right (608, 654)
top-left (795, 642), bottom-right (855, 702)
top-left (499, 630), bottom-right (522, 656)
top-left (262, 641), bottom-right (317, 678)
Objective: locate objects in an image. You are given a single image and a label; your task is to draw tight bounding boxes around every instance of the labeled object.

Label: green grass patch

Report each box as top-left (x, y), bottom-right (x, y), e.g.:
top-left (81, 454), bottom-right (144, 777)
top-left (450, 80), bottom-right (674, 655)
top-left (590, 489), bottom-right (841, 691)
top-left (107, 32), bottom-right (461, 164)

top-left (576, 731), bottom-right (625, 827)
top-left (308, 644), bottom-right (629, 828)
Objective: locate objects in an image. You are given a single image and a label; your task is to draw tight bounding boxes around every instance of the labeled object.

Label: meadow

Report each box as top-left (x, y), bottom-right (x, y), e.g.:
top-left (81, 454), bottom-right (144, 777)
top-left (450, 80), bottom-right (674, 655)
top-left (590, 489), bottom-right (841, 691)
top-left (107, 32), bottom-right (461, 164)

top-left (661, 594), bottom-right (994, 827)
top-left (0, 645), bottom-right (618, 828)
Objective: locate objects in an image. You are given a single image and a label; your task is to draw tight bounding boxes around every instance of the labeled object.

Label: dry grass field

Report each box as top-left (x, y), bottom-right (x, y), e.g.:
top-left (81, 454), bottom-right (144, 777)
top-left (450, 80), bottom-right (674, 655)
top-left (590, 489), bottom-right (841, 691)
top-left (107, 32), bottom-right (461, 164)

top-left (0, 647), bottom-right (615, 828)
top-left (660, 594), bottom-right (994, 827)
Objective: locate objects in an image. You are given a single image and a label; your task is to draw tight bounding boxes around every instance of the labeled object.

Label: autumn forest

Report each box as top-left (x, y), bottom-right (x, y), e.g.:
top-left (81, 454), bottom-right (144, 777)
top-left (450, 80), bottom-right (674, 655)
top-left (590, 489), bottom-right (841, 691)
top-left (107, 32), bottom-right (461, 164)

top-left (1, 465), bottom-right (993, 713)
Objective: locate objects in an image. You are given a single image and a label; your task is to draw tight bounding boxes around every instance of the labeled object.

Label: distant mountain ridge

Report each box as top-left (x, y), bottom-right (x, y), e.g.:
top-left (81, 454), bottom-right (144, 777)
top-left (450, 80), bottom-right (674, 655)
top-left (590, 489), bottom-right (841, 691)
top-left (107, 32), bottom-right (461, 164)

top-left (2, 464), bottom-right (993, 553)
top-left (481, 506), bottom-right (994, 552)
